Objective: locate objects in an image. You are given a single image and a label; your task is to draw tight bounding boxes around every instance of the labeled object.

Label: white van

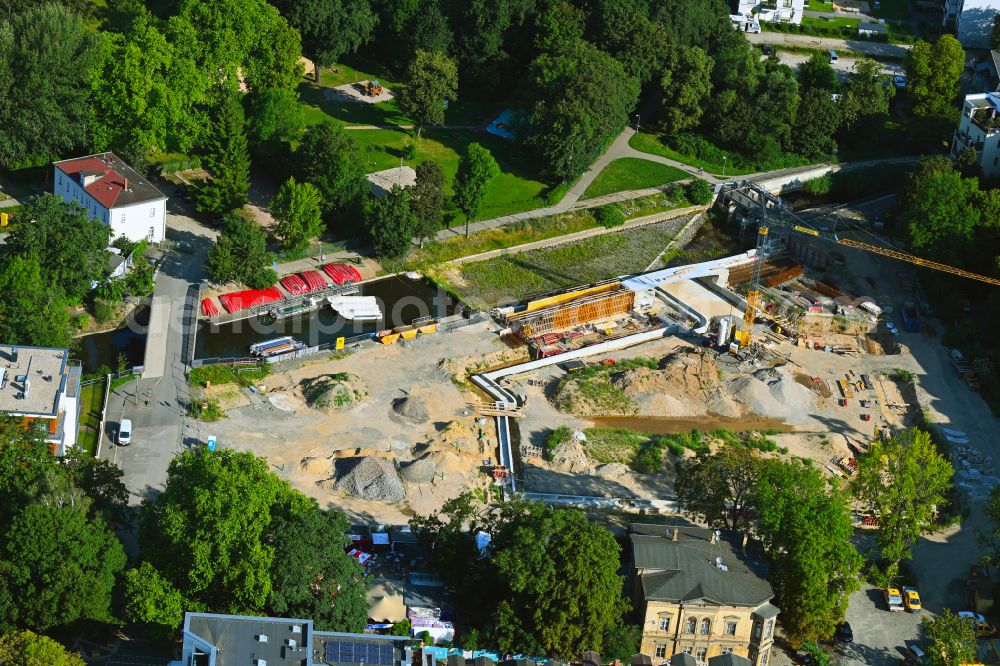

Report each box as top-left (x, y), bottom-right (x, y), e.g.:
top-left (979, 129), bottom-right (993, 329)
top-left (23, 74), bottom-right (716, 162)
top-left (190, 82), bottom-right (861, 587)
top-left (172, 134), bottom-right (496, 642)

top-left (118, 419), bottom-right (132, 446)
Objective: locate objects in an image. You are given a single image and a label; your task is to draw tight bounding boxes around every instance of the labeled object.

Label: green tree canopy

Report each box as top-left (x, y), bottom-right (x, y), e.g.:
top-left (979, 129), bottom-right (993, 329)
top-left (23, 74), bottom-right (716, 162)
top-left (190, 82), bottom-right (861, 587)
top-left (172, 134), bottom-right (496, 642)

top-left (797, 51), bottom-right (837, 92)
top-left (207, 212), bottom-right (277, 288)
top-left (902, 170), bottom-right (980, 257)
top-left (492, 504), bottom-right (626, 657)
top-left (453, 142), bottom-right (499, 237)
top-left (0, 255), bottom-right (73, 348)
top-left (0, 503), bottom-right (126, 632)
top-left (5, 194), bottom-right (111, 301)
top-left (523, 39), bottom-right (639, 181)
top-left (0, 630), bottom-right (85, 666)
top-left (0, 415), bottom-right (60, 526)
top-left (923, 609), bottom-right (977, 666)
top-left (792, 88), bottom-right (841, 158)
top-left (840, 58), bottom-right (893, 132)
top-left (410, 160), bottom-right (446, 246)
top-left (398, 49), bottom-right (458, 138)
top-left (905, 35), bottom-right (964, 118)
top-left (247, 87), bottom-right (305, 154)
top-left (271, 0), bottom-right (377, 80)
top-left (271, 176), bottom-right (324, 253)
top-left (195, 91), bottom-right (251, 215)
top-left (658, 45), bottom-right (714, 134)
top-left (366, 186), bottom-right (417, 259)
top-left (0, 3), bottom-right (102, 168)
top-left (852, 428), bottom-right (953, 580)
top-left (676, 443), bottom-right (763, 531)
top-left (297, 121), bottom-right (369, 230)
top-left (591, 0), bottom-right (669, 84)
top-left (123, 561), bottom-right (187, 641)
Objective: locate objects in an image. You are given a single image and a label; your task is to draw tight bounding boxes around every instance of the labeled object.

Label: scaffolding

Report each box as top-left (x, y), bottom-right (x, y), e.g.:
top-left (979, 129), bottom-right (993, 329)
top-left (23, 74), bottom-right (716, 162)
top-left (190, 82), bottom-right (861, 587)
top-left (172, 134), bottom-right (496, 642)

top-left (508, 284), bottom-right (636, 339)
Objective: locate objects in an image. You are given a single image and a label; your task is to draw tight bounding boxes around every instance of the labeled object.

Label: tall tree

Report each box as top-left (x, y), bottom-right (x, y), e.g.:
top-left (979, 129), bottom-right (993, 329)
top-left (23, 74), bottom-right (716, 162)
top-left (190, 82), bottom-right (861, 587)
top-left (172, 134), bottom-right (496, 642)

top-left (523, 39), bottom-right (640, 181)
top-left (0, 255), bottom-right (73, 348)
top-left (398, 49), bottom-right (458, 138)
top-left (123, 562), bottom-right (186, 641)
top-left (852, 428), bottom-right (953, 580)
top-left (591, 0), bottom-right (669, 84)
top-left (752, 460), bottom-right (862, 646)
top-left (297, 121), bottom-right (368, 229)
top-left (89, 12), bottom-right (173, 161)
top-left (491, 504), bottom-right (626, 658)
top-left (207, 212), bottom-right (277, 288)
top-left (453, 142), bottom-right (499, 238)
top-left (797, 51), bottom-right (837, 92)
top-left (247, 88), bottom-right (305, 154)
top-left (923, 609), bottom-right (978, 666)
top-left (0, 630), bottom-right (85, 666)
top-left (533, 1), bottom-right (585, 53)
top-left (5, 194), bottom-right (111, 301)
top-left (905, 35), bottom-right (965, 118)
top-left (0, 3), bottom-right (102, 168)
top-left (676, 444), bottom-right (764, 531)
top-left (271, 0), bottom-right (377, 81)
top-left (66, 455), bottom-right (131, 525)
top-left (658, 45), bottom-right (714, 134)
top-left (365, 186), bottom-right (417, 259)
top-left (271, 176), bottom-right (324, 253)
top-left (902, 170), bottom-right (980, 255)
top-left (410, 160), bottom-right (446, 246)
top-left (0, 503), bottom-right (126, 632)
top-left (268, 502), bottom-right (369, 631)
top-left (792, 89), bottom-right (841, 158)
top-left (195, 91), bottom-right (251, 215)
top-left (839, 58), bottom-right (893, 132)
top-left (0, 415), bottom-right (59, 527)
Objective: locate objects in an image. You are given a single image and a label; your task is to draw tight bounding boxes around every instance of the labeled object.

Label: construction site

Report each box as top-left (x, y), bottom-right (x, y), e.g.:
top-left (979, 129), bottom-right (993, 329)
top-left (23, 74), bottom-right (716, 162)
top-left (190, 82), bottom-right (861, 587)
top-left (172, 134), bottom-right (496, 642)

top-left (191, 180), bottom-right (1000, 524)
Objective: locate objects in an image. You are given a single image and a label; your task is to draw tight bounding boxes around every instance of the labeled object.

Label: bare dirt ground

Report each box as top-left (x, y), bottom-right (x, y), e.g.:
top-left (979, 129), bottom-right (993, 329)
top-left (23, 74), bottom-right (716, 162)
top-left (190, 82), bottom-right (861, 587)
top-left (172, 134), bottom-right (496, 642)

top-left (208, 322), bottom-right (520, 523)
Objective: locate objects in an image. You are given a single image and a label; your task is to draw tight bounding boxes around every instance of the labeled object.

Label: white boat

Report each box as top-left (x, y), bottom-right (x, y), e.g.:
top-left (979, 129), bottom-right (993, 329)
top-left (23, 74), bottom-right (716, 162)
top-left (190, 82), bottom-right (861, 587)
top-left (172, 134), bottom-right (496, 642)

top-left (250, 336), bottom-right (306, 357)
top-left (327, 295), bottom-right (383, 321)
top-left (943, 427), bottom-right (967, 437)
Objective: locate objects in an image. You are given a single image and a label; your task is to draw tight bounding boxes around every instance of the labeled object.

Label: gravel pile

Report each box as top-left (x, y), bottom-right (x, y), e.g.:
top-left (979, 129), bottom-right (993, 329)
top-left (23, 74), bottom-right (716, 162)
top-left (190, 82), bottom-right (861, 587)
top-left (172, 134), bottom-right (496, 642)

top-left (333, 456), bottom-right (406, 502)
top-left (392, 395), bottom-right (429, 423)
top-left (729, 369), bottom-right (814, 422)
top-left (400, 457), bottom-right (437, 484)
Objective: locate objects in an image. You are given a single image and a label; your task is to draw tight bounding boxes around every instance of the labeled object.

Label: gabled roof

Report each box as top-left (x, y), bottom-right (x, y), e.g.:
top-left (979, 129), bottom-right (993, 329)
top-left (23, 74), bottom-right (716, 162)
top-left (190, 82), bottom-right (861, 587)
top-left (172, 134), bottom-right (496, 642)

top-left (631, 525), bottom-right (775, 607)
top-left (53, 152), bottom-right (165, 209)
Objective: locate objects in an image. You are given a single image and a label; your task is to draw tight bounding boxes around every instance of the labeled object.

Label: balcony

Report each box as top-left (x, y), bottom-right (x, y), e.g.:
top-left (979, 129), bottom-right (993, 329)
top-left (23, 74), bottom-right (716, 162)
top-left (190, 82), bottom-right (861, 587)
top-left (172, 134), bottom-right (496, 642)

top-left (970, 110), bottom-right (1000, 135)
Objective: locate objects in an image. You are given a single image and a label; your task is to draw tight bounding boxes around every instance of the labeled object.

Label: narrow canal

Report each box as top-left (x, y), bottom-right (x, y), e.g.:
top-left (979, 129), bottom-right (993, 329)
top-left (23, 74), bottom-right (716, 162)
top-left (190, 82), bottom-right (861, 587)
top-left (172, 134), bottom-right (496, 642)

top-left (195, 275), bottom-right (459, 360)
top-left (73, 305), bottom-right (150, 373)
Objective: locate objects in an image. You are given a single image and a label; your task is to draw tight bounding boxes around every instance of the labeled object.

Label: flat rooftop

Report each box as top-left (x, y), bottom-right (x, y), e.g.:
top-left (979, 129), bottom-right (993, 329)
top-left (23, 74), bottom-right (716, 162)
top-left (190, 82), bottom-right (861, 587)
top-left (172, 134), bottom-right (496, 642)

top-left (0, 345), bottom-right (69, 417)
top-left (185, 614), bottom-right (311, 666)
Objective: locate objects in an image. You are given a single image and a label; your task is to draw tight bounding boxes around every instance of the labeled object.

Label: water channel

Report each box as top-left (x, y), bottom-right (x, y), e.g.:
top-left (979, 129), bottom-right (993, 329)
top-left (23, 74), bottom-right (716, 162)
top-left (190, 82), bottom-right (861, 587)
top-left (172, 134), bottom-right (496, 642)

top-left (73, 305), bottom-right (149, 373)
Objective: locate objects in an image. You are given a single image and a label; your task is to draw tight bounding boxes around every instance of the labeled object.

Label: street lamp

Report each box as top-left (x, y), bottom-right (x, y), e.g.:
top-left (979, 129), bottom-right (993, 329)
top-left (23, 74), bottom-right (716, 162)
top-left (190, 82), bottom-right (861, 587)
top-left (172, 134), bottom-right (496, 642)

top-left (723, 156), bottom-right (727, 179)
top-left (634, 113), bottom-right (641, 134)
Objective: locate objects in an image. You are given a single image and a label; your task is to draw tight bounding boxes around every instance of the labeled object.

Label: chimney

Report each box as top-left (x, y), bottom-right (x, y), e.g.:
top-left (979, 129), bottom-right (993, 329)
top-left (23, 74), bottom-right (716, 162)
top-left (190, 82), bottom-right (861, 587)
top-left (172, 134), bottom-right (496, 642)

top-left (672, 527), bottom-right (680, 542)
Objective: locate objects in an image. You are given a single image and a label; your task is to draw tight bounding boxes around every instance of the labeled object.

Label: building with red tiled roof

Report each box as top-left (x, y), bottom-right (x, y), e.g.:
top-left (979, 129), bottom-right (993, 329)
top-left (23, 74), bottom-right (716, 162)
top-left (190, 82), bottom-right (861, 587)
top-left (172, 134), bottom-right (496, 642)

top-left (53, 152), bottom-right (166, 243)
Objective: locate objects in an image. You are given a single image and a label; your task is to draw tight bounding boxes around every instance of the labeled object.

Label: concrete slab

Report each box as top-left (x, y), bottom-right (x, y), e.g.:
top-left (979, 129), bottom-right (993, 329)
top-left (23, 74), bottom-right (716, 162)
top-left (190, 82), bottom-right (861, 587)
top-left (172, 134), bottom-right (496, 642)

top-left (142, 297), bottom-right (171, 379)
top-left (661, 279), bottom-right (741, 320)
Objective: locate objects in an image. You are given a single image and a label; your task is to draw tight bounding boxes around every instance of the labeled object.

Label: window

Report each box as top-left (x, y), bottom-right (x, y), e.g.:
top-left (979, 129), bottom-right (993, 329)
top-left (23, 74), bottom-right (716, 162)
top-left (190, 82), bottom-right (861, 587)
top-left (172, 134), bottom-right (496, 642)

top-left (725, 621), bottom-right (738, 636)
top-left (682, 647), bottom-right (693, 655)
top-left (150, 207), bottom-right (156, 217)
top-left (722, 648), bottom-right (733, 655)
top-left (754, 622), bottom-right (762, 639)
top-left (120, 213), bottom-right (126, 223)
top-left (658, 615), bottom-right (671, 632)
top-left (699, 619), bottom-right (711, 635)
top-left (654, 645), bottom-right (666, 659)
top-left (685, 618), bottom-right (697, 634)
top-left (148, 226), bottom-right (155, 240)
top-left (763, 621), bottom-right (773, 640)
top-left (758, 649), bottom-right (769, 666)
top-left (695, 649), bottom-right (707, 661)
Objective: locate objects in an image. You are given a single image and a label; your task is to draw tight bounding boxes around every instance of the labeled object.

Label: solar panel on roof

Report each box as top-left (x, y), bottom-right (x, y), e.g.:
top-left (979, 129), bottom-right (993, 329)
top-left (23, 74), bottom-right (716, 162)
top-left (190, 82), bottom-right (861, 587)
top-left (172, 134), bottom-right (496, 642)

top-left (325, 640), bottom-right (395, 665)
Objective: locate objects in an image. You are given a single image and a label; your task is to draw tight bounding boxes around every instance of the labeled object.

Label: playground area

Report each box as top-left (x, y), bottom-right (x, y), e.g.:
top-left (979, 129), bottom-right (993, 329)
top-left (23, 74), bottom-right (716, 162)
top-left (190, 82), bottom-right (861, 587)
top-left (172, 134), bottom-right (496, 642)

top-left (325, 79), bottom-right (394, 105)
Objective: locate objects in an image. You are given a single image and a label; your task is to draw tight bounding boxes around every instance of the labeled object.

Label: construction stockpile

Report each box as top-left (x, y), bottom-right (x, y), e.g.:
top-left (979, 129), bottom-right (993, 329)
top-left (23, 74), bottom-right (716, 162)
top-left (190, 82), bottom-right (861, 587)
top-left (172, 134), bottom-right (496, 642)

top-left (331, 456), bottom-right (406, 503)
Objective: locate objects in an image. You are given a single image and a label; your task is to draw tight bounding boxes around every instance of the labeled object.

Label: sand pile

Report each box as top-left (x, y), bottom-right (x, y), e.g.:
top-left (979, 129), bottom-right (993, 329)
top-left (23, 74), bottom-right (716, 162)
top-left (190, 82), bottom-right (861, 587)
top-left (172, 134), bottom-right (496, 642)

top-left (729, 368), bottom-right (814, 422)
top-left (300, 374), bottom-right (367, 413)
top-left (549, 436), bottom-right (591, 473)
top-left (331, 456), bottom-right (406, 502)
top-left (400, 457), bottom-right (437, 484)
top-left (298, 456), bottom-right (332, 474)
top-left (392, 395), bottom-right (429, 423)
top-left (595, 462), bottom-right (632, 479)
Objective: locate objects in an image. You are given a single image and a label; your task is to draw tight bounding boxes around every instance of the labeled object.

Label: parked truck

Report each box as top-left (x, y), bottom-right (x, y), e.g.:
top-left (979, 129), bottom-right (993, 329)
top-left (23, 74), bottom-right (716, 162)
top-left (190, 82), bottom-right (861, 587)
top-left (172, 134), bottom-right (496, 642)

top-left (900, 301), bottom-right (921, 333)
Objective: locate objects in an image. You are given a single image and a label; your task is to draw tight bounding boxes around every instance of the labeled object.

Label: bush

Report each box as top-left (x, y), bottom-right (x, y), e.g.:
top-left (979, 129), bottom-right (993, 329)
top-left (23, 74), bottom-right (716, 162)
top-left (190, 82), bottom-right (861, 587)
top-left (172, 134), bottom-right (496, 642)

top-left (94, 298), bottom-right (115, 324)
top-left (893, 368), bottom-right (914, 384)
top-left (632, 441), bottom-right (664, 473)
top-left (685, 179), bottom-right (714, 205)
top-left (390, 619), bottom-right (411, 637)
top-left (544, 425), bottom-right (573, 460)
top-left (402, 142), bottom-right (417, 160)
top-left (802, 174), bottom-right (832, 196)
top-left (188, 398), bottom-right (223, 421)
top-left (188, 362), bottom-right (270, 388)
top-left (595, 204), bottom-right (626, 228)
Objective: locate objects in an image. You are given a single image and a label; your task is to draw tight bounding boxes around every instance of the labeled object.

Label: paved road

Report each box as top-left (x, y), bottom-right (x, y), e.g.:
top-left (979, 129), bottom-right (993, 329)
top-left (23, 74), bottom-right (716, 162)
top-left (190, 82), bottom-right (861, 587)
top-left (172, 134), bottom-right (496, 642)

top-left (774, 51), bottom-right (905, 80)
top-left (746, 30), bottom-right (911, 59)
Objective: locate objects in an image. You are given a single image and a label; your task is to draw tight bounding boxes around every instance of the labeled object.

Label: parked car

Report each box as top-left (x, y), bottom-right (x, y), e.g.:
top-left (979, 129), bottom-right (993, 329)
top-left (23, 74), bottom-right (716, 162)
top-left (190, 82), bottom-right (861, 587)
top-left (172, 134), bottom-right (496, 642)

top-left (761, 44), bottom-right (775, 56)
top-left (835, 621), bottom-right (854, 643)
top-left (903, 587), bottom-right (922, 612)
top-left (829, 50), bottom-right (839, 63)
top-left (894, 75), bottom-right (907, 89)
top-left (885, 586), bottom-right (904, 611)
top-left (118, 418), bottom-right (132, 446)
top-left (959, 611), bottom-right (998, 638)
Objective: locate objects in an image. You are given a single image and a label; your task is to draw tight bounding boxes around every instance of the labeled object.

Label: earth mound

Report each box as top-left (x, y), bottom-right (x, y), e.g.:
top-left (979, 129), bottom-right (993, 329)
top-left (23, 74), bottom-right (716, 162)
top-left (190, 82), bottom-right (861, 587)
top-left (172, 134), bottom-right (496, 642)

top-left (392, 395), bottom-right (429, 423)
top-left (299, 373), bottom-right (367, 413)
top-left (330, 456), bottom-right (406, 502)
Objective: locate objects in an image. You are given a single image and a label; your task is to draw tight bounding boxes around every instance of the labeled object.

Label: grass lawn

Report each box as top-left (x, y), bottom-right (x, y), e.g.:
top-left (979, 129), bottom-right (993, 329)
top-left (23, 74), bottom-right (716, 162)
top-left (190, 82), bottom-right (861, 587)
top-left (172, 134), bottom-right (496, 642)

top-left (628, 132), bottom-right (758, 176)
top-left (868, 0), bottom-right (910, 21)
top-left (348, 127), bottom-right (561, 223)
top-left (806, 0), bottom-right (834, 10)
top-left (801, 15), bottom-right (862, 30)
top-left (582, 158), bottom-right (689, 199)
top-left (300, 59), bottom-right (494, 127)
top-left (436, 218), bottom-right (687, 306)
top-left (76, 381), bottom-right (104, 456)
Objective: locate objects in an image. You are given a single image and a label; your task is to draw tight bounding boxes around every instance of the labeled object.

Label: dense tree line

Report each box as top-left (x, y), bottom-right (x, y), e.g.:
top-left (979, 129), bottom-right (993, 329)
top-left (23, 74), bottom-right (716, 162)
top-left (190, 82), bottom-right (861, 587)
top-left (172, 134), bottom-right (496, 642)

top-left (410, 492), bottom-right (627, 658)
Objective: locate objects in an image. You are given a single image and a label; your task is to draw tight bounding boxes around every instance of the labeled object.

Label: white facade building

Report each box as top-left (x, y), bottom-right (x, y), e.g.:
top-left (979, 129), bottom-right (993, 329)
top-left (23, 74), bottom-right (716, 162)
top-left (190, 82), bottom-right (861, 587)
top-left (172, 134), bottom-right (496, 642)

top-left (736, 0), bottom-right (805, 24)
top-left (952, 93), bottom-right (1000, 178)
top-left (956, 0), bottom-right (1000, 47)
top-left (0, 345), bottom-right (81, 456)
top-left (53, 153), bottom-right (166, 243)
